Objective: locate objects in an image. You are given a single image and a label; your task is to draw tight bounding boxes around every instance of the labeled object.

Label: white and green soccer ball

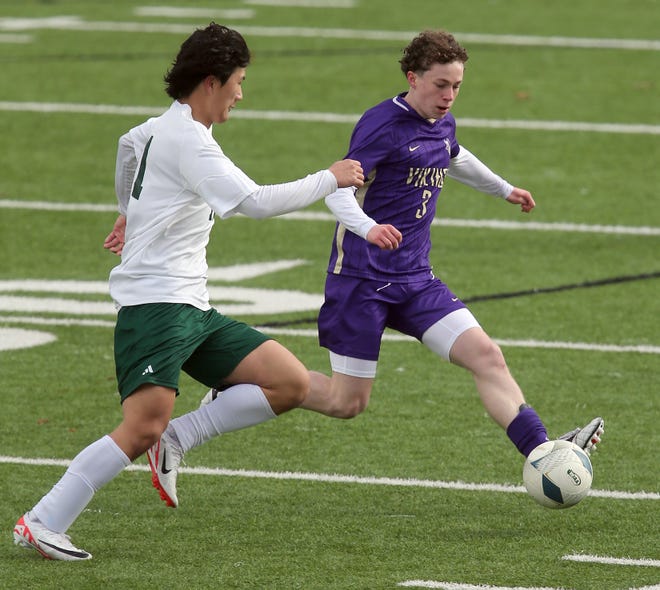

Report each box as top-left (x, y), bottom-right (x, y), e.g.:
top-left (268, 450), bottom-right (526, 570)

top-left (523, 440), bottom-right (593, 509)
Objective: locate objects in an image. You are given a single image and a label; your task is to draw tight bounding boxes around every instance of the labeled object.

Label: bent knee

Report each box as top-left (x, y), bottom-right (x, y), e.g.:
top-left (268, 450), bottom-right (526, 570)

top-left (327, 382), bottom-right (370, 419)
top-left (269, 369), bottom-right (310, 413)
top-left (451, 331), bottom-right (508, 373)
top-left (332, 397), bottom-right (369, 419)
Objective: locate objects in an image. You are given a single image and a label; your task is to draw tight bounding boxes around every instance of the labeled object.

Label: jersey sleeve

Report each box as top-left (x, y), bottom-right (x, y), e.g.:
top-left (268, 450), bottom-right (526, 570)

top-left (180, 138), bottom-right (259, 218)
top-left (232, 170), bottom-right (337, 219)
top-left (114, 118), bottom-right (156, 215)
top-left (448, 145), bottom-right (513, 197)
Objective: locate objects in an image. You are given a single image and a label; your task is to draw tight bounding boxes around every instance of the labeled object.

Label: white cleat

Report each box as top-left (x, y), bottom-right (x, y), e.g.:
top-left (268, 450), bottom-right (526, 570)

top-left (13, 512), bottom-right (92, 561)
top-left (558, 417), bottom-right (605, 455)
top-left (146, 429), bottom-right (184, 508)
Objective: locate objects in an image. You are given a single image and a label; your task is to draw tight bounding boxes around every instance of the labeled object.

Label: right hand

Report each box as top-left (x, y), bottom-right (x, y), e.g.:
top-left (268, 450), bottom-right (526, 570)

top-left (329, 159), bottom-right (364, 188)
top-left (366, 224), bottom-right (402, 250)
top-left (103, 214), bottom-right (126, 255)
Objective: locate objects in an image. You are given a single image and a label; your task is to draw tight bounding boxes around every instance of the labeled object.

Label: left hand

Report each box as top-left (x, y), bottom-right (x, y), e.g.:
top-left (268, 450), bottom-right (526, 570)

top-left (103, 214), bottom-right (126, 255)
top-left (366, 224), bottom-right (403, 250)
top-left (505, 187), bottom-right (535, 213)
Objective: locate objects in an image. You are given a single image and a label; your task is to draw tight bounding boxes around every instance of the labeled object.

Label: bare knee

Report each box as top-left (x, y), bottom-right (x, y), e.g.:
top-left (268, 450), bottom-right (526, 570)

top-left (265, 366), bottom-right (310, 414)
top-left (451, 328), bottom-right (505, 369)
top-left (327, 377), bottom-right (371, 419)
top-left (332, 395), bottom-right (369, 419)
top-left (113, 385), bottom-right (174, 460)
top-left (479, 339), bottom-right (508, 372)
top-left (111, 415), bottom-right (169, 460)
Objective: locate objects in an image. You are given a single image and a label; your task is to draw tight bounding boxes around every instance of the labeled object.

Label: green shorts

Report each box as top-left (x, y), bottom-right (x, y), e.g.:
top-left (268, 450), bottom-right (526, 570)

top-left (114, 303), bottom-right (271, 402)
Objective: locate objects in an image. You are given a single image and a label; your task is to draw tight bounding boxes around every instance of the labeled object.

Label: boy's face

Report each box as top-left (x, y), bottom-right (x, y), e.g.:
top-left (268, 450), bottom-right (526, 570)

top-left (211, 67), bottom-right (246, 124)
top-left (405, 60), bottom-right (464, 121)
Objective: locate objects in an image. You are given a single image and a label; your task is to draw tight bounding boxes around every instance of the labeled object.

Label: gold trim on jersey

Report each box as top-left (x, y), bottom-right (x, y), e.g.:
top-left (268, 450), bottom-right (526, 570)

top-left (332, 167), bottom-right (375, 274)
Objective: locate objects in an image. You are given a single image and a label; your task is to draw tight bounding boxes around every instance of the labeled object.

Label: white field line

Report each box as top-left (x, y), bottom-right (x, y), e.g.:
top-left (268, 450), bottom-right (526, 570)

top-left (1, 317), bottom-right (658, 355)
top-left (0, 33), bottom-right (32, 43)
top-left (1, 199), bottom-right (659, 237)
top-left (284, 211), bottom-right (660, 236)
top-left (0, 17), bottom-right (658, 51)
top-left (400, 584), bottom-right (660, 590)
top-left (255, 328), bottom-right (660, 355)
top-left (243, 0), bottom-right (357, 6)
top-left (133, 7), bottom-right (255, 19)
top-left (562, 554), bottom-right (660, 568)
top-left (398, 583), bottom-right (560, 590)
top-left (0, 455), bottom-right (657, 500)
top-left (1, 101), bottom-right (659, 135)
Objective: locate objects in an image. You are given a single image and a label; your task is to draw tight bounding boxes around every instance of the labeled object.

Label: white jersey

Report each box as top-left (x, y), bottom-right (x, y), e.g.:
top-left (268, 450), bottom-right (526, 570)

top-left (110, 100), bottom-right (337, 310)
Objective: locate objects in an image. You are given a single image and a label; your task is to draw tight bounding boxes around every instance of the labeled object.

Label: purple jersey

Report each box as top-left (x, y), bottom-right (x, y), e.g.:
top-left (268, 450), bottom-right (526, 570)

top-left (327, 93), bottom-right (460, 282)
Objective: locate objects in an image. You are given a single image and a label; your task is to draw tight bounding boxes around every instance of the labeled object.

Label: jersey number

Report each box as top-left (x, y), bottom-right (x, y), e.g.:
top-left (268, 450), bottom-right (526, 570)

top-left (415, 189), bottom-right (432, 219)
top-left (131, 136), bottom-right (153, 200)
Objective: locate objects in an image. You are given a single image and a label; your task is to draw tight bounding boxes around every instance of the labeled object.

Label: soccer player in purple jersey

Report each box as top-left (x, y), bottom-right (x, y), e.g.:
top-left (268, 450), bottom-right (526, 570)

top-left (299, 30), bottom-right (604, 459)
top-left (151, 31), bottom-right (605, 511)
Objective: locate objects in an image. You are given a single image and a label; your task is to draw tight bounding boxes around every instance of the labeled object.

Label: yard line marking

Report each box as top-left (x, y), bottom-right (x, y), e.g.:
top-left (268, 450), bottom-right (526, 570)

top-left (0, 328), bottom-right (56, 350)
top-left (285, 211), bottom-right (660, 236)
top-left (1, 101), bottom-right (659, 135)
top-left (0, 316), bottom-right (115, 328)
top-left (133, 7), bottom-right (255, 19)
top-left (0, 199), bottom-right (118, 212)
top-left (255, 328), bottom-right (660, 355)
top-left (562, 554), bottom-right (660, 567)
top-left (0, 17), bottom-right (658, 51)
top-left (1, 317), bottom-right (658, 354)
top-left (458, 117), bottom-right (660, 135)
top-left (244, 0), bottom-right (357, 6)
top-left (1, 199), bottom-right (658, 237)
top-left (0, 33), bottom-right (31, 43)
top-left (398, 583), bottom-right (559, 589)
top-left (0, 455), bottom-right (658, 500)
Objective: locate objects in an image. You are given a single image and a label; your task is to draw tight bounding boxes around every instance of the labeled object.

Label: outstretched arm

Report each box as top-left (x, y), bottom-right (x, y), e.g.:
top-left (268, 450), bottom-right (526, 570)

top-left (229, 159), bottom-right (364, 219)
top-left (448, 146), bottom-right (535, 213)
top-left (504, 187), bottom-right (535, 213)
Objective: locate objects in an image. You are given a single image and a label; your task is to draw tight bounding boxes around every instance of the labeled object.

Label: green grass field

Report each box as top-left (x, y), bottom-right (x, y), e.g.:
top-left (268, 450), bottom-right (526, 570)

top-left (0, 1), bottom-right (658, 589)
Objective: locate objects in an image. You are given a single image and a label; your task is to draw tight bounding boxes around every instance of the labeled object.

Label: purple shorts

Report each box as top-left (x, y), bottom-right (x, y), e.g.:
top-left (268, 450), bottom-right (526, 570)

top-left (318, 274), bottom-right (466, 361)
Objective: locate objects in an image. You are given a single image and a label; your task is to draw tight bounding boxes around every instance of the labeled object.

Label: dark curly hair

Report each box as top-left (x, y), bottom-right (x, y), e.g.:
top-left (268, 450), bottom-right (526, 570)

top-left (164, 23), bottom-right (251, 99)
top-left (399, 30), bottom-right (468, 74)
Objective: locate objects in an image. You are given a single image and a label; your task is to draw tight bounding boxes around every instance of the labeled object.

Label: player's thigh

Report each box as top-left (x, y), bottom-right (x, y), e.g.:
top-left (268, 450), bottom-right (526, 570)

top-left (182, 312), bottom-right (271, 388)
top-left (390, 279), bottom-right (466, 342)
top-left (115, 303), bottom-right (212, 401)
top-left (319, 275), bottom-right (389, 361)
top-left (226, 339), bottom-right (309, 392)
top-left (421, 308), bottom-right (482, 361)
top-left (447, 325), bottom-right (504, 372)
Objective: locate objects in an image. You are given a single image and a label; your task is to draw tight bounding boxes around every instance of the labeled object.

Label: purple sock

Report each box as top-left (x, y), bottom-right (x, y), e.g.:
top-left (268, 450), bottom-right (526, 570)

top-left (506, 406), bottom-right (549, 456)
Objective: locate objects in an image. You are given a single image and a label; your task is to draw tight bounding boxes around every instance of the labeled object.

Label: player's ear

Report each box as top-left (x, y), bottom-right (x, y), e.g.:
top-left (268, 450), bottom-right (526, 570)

top-left (204, 75), bottom-right (217, 93)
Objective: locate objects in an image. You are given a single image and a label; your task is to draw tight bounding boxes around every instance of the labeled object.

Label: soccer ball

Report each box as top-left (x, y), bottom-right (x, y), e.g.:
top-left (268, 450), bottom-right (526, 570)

top-left (522, 440), bottom-right (593, 509)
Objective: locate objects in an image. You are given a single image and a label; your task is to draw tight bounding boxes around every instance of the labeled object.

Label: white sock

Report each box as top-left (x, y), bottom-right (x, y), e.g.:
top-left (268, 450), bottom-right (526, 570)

top-left (170, 384), bottom-right (276, 452)
top-left (31, 435), bottom-right (131, 533)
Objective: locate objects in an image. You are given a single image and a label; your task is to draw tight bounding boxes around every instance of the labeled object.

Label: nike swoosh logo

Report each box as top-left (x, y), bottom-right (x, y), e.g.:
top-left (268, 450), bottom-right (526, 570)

top-left (161, 448), bottom-right (172, 474)
top-left (42, 540), bottom-right (89, 558)
top-left (408, 145), bottom-right (421, 152)
top-left (451, 297), bottom-right (459, 302)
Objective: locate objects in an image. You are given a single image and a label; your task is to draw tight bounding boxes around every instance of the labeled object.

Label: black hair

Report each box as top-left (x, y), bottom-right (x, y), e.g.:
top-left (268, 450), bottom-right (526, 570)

top-left (164, 23), bottom-right (251, 99)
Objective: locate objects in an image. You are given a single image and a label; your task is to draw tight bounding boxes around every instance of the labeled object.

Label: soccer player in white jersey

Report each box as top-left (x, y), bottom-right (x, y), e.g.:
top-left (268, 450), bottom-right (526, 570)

top-left (12, 23), bottom-right (363, 561)
top-left (167, 30), bottom-right (604, 509)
